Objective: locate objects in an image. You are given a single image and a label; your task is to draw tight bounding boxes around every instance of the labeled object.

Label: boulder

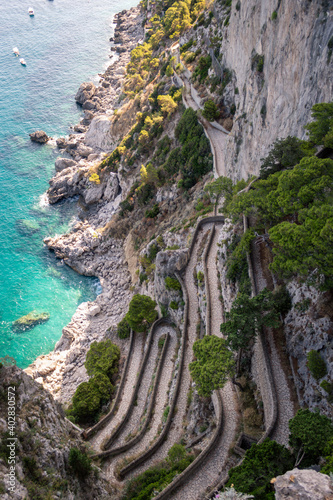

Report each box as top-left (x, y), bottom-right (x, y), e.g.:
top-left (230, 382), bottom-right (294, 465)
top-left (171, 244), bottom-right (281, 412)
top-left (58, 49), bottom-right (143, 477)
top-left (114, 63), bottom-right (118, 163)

top-left (55, 158), bottom-right (77, 172)
top-left (29, 130), bottom-right (50, 143)
top-left (75, 82), bottom-right (96, 105)
top-left (84, 115), bottom-right (114, 151)
top-left (89, 305), bottom-right (101, 316)
top-left (83, 183), bottom-right (105, 205)
top-left (104, 173), bottom-right (120, 201)
top-left (76, 144), bottom-right (94, 158)
top-left (82, 99), bottom-right (96, 110)
top-left (12, 311), bottom-right (50, 333)
top-left (274, 468), bottom-right (333, 500)
top-left (56, 137), bottom-right (67, 149)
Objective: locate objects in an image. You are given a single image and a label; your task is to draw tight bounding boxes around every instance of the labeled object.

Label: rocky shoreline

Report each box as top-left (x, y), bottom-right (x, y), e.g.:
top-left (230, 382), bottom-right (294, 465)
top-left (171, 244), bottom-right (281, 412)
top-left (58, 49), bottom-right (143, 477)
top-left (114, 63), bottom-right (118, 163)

top-left (25, 5), bottom-right (144, 403)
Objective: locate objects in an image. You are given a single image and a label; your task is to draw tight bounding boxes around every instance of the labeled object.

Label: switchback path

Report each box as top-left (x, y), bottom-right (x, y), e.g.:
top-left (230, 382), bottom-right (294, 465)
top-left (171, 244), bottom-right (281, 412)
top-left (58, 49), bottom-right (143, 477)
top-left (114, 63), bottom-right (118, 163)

top-left (172, 223), bottom-right (239, 500)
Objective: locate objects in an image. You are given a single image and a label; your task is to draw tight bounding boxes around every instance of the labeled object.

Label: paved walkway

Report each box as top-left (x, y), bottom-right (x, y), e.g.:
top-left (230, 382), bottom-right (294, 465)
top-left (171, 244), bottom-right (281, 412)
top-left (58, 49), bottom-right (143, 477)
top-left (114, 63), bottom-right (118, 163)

top-left (180, 73), bottom-right (228, 178)
top-left (125, 225), bottom-right (213, 479)
top-left (173, 224), bottom-right (239, 499)
top-left (105, 326), bottom-right (178, 481)
top-left (90, 333), bottom-right (144, 451)
top-left (251, 240), bottom-right (295, 446)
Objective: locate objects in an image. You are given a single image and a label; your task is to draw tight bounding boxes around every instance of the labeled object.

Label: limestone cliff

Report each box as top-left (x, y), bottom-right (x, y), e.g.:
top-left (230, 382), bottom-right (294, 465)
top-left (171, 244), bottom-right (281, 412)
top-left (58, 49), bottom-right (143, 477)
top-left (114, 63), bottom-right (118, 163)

top-left (0, 365), bottom-right (113, 499)
top-left (215, 0), bottom-right (333, 180)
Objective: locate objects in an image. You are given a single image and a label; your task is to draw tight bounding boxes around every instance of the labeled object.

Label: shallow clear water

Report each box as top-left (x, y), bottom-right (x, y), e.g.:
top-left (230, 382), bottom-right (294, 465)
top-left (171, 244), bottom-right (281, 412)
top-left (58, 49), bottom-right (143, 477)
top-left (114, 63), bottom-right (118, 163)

top-left (0, 0), bottom-right (136, 368)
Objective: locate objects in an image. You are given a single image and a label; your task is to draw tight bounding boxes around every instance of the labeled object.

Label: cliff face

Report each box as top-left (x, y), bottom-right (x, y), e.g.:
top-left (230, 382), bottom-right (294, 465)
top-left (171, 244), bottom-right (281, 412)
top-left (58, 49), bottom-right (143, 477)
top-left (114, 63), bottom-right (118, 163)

top-left (0, 365), bottom-right (113, 499)
top-left (218, 0), bottom-right (333, 179)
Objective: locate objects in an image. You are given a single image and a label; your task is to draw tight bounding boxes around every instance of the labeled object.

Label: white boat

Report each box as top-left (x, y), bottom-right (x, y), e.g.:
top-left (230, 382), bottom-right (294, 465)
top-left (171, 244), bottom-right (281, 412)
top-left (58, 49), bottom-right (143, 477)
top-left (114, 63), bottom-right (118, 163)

top-left (28, 7), bottom-right (34, 16)
top-left (20, 58), bottom-right (26, 66)
top-left (13, 47), bottom-right (20, 56)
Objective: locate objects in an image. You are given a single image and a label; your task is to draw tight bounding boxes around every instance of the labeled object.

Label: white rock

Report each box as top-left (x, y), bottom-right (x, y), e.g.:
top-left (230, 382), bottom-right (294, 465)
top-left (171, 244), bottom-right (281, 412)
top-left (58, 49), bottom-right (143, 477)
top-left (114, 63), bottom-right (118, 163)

top-left (84, 115), bottom-right (114, 151)
top-left (274, 468), bottom-right (333, 500)
top-left (89, 305), bottom-right (101, 316)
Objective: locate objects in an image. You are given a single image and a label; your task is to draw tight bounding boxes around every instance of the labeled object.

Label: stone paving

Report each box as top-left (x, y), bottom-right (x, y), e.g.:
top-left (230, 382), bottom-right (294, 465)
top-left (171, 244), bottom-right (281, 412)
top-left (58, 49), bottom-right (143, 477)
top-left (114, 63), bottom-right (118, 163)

top-left (90, 333), bottom-right (144, 451)
top-left (105, 326), bottom-right (178, 481)
top-left (174, 224), bottom-right (239, 499)
top-left (251, 240), bottom-right (295, 446)
top-left (181, 74), bottom-right (227, 178)
top-left (125, 225), bottom-right (213, 479)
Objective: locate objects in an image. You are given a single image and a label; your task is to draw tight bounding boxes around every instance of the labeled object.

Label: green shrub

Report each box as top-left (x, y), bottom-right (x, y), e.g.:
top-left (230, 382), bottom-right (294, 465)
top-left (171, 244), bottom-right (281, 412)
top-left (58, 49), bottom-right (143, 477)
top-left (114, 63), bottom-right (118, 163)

top-left (197, 271), bottom-right (204, 286)
top-left (202, 100), bottom-right (219, 121)
top-left (174, 108), bottom-right (213, 189)
top-left (85, 340), bottom-right (120, 380)
top-left (125, 294), bottom-right (158, 333)
top-left (145, 204), bottom-right (160, 218)
top-left (307, 350), bottom-right (327, 380)
top-left (140, 272), bottom-right (148, 284)
top-left (165, 277), bottom-right (181, 291)
top-left (226, 439), bottom-right (293, 499)
top-left (193, 55), bottom-right (212, 83)
top-left (321, 439), bottom-right (333, 475)
top-left (180, 39), bottom-right (194, 53)
top-left (289, 409), bottom-right (333, 466)
top-left (271, 10), bottom-right (277, 20)
top-left (117, 318), bottom-right (131, 339)
top-left (70, 373), bottom-right (113, 423)
top-left (122, 445), bottom-right (193, 500)
top-left (170, 301), bottom-right (179, 310)
top-left (68, 448), bottom-right (92, 480)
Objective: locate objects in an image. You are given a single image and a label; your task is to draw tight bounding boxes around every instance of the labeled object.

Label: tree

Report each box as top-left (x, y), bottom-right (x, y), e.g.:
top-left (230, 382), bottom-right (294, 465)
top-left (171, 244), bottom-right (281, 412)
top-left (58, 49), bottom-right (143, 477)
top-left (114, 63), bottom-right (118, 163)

top-left (321, 438), bottom-right (333, 475)
top-left (305, 102), bottom-right (333, 148)
top-left (204, 176), bottom-right (233, 207)
top-left (269, 203), bottom-right (333, 286)
top-left (125, 294), bottom-right (158, 333)
top-left (68, 448), bottom-right (92, 480)
top-left (306, 350), bottom-right (328, 380)
top-left (220, 288), bottom-right (288, 352)
top-left (226, 439), bottom-right (294, 500)
top-left (289, 409), bottom-right (333, 466)
top-left (202, 99), bottom-right (219, 121)
top-left (164, 0), bottom-right (192, 39)
top-left (259, 135), bottom-right (313, 179)
top-left (117, 317), bottom-right (131, 339)
top-left (85, 340), bottom-right (120, 380)
top-left (189, 335), bottom-right (236, 397)
top-left (157, 95), bottom-right (177, 115)
top-left (71, 373), bottom-right (113, 423)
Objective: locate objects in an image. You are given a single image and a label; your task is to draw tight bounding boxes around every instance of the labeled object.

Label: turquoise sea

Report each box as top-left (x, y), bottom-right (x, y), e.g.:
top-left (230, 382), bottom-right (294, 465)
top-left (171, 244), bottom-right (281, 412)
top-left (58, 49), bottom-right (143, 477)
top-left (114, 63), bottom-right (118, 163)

top-left (0, 0), bottom-right (136, 368)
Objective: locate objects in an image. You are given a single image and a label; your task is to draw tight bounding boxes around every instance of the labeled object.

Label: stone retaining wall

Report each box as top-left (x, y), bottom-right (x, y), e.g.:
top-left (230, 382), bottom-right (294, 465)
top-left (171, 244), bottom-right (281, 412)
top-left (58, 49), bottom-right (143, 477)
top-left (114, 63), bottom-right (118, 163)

top-left (83, 329), bottom-right (135, 440)
top-left (94, 331), bottom-right (170, 459)
top-left (102, 318), bottom-right (169, 450)
top-left (154, 220), bottom-right (226, 499)
top-left (119, 273), bottom-right (188, 477)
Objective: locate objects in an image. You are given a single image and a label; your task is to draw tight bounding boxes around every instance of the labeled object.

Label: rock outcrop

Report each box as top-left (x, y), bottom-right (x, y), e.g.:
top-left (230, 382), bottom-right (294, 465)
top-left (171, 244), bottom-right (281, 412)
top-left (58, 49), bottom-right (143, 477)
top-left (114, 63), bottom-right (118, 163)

top-left (75, 82), bottom-right (96, 104)
top-left (29, 130), bottom-right (50, 143)
top-left (54, 157), bottom-right (77, 172)
top-left (212, 0), bottom-right (333, 180)
top-left (0, 365), bottom-right (113, 499)
top-left (12, 311), bottom-right (50, 333)
top-left (84, 115), bottom-right (114, 151)
top-left (274, 468), bottom-right (333, 500)
top-left (283, 281), bottom-right (333, 416)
